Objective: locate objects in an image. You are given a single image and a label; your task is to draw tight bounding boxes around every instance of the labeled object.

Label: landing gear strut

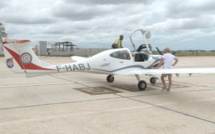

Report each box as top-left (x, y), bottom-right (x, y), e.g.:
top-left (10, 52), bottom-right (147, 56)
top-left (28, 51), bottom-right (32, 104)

top-left (135, 74), bottom-right (147, 90)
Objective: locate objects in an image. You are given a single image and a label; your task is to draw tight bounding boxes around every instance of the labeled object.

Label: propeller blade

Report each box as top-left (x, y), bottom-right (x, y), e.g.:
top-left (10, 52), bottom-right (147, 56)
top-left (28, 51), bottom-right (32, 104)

top-left (156, 47), bottom-right (163, 55)
top-left (172, 52), bottom-right (176, 55)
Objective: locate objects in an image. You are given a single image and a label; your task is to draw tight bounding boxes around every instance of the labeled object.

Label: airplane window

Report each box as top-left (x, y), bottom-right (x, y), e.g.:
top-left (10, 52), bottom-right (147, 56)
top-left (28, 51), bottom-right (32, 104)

top-left (110, 50), bottom-right (131, 60)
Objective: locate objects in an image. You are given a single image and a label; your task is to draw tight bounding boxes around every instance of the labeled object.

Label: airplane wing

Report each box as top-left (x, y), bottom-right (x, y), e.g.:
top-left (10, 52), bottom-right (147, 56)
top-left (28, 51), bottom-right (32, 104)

top-left (113, 68), bottom-right (215, 75)
top-left (71, 56), bottom-right (88, 62)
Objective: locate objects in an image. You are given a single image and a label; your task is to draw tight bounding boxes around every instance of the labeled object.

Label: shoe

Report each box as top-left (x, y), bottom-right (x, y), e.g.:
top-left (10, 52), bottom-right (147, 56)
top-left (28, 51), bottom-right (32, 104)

top-left (166, 88), bottom-right (170, 92)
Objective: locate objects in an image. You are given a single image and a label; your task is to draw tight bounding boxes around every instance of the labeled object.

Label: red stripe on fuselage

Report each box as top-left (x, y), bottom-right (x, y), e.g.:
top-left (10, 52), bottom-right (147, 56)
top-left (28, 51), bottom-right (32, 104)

top-left (4, 46), bottom-right (54, 70)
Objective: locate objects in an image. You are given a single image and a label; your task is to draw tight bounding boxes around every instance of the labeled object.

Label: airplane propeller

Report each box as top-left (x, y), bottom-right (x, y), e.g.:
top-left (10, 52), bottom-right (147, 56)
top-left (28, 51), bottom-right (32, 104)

top-left (156, 47), bottom-right (163, 55)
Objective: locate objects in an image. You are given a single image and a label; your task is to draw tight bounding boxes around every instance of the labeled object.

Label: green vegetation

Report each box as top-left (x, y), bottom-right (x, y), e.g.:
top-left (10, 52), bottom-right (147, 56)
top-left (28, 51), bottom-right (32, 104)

top-left (153, 50), bottom-right (215, 56)
top-left (174, 51), bottom-right (215, 56)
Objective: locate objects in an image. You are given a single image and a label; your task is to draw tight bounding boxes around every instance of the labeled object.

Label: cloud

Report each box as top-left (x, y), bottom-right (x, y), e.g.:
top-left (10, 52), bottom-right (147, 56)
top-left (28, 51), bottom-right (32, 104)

top-left (148, 16), bottom-right (215, 32)
top-left (0, 0), bottom-right (215, 50)
top-left (146, 0), bottom-right (215, 33)
top-left (163, 0), bottom-right (215, 18)
top-left (64, 0), bottom-right (151, 5)
top-left (0, 0), bottom-right (54, 24)
top-left (0, 1), bottom-right (10, 9)
top-left (52, 3), bottom-right (117, 21)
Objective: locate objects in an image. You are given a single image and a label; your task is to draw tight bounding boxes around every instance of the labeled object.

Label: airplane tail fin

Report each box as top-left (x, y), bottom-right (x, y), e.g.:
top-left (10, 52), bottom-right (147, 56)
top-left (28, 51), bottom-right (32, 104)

top-left (2, 39), bottom-right (56, 75)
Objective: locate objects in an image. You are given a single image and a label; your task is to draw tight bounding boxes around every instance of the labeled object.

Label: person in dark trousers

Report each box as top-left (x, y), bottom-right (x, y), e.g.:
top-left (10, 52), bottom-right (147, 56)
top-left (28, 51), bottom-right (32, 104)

top-left (47, 49), bottom-right (51, 57)
top-left (112, 35), bottom-right (123, 49)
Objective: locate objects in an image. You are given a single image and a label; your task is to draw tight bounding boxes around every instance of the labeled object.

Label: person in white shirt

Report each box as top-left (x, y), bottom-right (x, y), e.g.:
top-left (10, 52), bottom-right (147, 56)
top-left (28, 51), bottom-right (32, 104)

top-left (156, 47), bottom-right (179, 91)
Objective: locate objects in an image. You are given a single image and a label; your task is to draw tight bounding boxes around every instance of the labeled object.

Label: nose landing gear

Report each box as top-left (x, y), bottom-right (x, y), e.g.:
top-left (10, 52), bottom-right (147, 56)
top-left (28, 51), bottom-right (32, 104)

top-left (106, 74), bottom-right (158, 90)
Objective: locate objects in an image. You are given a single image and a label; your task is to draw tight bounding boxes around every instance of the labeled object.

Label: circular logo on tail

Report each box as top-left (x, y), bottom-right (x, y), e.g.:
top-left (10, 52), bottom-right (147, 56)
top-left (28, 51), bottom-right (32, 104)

top-left (20, 52), bottom-right (32, 64)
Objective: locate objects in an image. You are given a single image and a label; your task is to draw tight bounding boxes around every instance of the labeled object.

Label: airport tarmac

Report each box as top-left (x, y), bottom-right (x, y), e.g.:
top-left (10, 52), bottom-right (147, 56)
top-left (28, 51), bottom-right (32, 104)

top-left (0, 56), bottom-right (215, 134)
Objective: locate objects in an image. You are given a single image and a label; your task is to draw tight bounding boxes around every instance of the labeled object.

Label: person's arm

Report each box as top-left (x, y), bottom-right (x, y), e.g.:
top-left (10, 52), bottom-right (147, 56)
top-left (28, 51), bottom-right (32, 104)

top-left (155, 58), bottom-right (164, 68)
top-left (172, 57), bottom-right (179, 66)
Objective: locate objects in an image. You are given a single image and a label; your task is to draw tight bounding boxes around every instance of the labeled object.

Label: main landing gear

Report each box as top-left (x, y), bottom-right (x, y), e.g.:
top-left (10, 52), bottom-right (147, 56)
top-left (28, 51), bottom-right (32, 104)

top-left (106, 74), bottom-right (158, 90)
top-left (135, 74), bottom-right (146, 90)
top-left (136, 75), bottom-right (157, 90)
top-left (138, 80), bottom-right (147, 90)
top-left (150, 77), bottom-right (157, 84)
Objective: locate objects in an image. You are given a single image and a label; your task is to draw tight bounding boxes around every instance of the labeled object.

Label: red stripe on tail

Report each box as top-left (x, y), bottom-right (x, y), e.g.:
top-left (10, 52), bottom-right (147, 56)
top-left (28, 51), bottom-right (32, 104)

top-left (4, 46), bottom-right (54, 70)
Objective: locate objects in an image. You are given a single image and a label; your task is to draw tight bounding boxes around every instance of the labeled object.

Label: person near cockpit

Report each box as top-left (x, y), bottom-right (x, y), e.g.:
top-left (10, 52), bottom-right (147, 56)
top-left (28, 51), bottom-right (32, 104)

top-left (112, 35), bottom-right (123, 49)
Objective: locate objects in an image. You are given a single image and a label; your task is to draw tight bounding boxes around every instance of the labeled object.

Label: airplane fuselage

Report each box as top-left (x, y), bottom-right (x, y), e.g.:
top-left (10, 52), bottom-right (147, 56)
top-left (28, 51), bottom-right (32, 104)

top-left (51, 48), bottom-right (162, 75)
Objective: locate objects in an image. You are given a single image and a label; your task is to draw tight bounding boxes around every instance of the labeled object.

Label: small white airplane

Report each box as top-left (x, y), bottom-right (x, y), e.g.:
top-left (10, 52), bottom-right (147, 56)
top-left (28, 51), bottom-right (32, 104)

top-left (2, 29), bottom-right (215, 90)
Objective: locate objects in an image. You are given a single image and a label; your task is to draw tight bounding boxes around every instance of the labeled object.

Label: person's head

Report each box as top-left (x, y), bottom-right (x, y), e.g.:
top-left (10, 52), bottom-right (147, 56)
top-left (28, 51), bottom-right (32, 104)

top-left (119, 35), bottom-right (124, 40)
top-left (164, 47), bottom-right (170, 53)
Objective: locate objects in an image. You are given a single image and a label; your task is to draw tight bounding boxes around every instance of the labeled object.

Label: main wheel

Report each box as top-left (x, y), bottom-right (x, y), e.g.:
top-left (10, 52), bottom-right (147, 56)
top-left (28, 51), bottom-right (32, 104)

top-left (138, 80), bottom-right (147, 90)
top-left (107, 75), bottom-right (114, 83)
top-left (150, 77), bottom-right (157, 84)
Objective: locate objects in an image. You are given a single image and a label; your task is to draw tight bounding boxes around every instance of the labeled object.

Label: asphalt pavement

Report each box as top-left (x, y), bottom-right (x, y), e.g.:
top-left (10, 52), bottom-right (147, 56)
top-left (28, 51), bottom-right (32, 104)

top-left (0, 56), bottom-right (215, 134)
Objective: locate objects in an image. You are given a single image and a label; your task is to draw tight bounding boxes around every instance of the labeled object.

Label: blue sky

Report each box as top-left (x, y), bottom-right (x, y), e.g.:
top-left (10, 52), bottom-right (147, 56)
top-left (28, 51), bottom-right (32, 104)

top-left (0, 0), bottom-right (215, 51)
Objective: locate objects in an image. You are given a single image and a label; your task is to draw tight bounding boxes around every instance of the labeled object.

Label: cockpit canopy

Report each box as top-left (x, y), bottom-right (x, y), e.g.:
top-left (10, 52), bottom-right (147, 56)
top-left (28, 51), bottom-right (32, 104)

top-left (110, 50), bottom-right (131, 60)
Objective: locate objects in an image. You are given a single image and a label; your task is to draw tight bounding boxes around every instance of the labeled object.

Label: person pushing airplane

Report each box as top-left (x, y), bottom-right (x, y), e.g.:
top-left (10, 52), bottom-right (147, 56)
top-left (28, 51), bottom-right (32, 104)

top-left (155, 47), bottom-right (179, 91)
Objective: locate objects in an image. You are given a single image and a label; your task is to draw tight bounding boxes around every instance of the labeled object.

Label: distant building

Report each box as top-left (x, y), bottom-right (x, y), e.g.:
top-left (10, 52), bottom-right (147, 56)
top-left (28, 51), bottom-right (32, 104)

top-left (0, 22), bottom-right (8, 55)
top-left (34, 41), bottom-right (108, 56)
top-left (0, 22), bottom-right (107, 56)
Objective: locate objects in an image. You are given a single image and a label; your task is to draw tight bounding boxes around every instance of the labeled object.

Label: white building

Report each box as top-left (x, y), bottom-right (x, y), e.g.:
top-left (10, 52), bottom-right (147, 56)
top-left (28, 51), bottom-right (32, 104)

top-left (0, 22), bottom-right (8, 55)
top-left (34, 41), bottom-right (107, 56)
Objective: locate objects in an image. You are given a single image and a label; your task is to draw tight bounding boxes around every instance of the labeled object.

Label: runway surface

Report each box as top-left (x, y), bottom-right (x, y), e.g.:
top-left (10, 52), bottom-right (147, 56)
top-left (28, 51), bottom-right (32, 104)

top-left (0, 56), bottom-right (215, 134)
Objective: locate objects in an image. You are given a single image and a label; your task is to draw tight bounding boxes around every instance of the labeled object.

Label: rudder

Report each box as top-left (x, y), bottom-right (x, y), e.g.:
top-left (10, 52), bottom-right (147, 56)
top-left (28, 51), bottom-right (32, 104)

top-left (3, 39), bottom-right (55, 74)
